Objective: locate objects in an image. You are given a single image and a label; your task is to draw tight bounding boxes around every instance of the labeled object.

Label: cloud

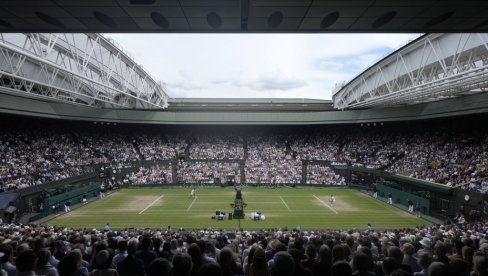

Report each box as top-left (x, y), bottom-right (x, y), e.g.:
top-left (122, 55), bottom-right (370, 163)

top-left (167, 81), bottom-right (207, 91)
top-left (107, 33), bottom-right (422, 100)
top-left (251, 77), bottom-right (307, 91)
top-left (318, 60), bottom-right (344, 71)
top-left (233, 72), bottom-right (308, 91)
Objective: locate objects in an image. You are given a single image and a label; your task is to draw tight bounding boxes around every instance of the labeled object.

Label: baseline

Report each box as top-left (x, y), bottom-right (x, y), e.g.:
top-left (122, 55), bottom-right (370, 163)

top-left (280, 196), bottom-right (291, 211)
top-left (139, 195), bottom-right (165, 215)
top-left (187, 196), bottom-right (198, 211)
top-left (313, 195), bottom-right (338, 214)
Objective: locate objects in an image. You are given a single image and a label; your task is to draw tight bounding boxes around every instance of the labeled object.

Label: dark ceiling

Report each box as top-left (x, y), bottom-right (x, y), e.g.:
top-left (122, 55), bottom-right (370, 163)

top-left (0, 0), bottom-right (487, 33)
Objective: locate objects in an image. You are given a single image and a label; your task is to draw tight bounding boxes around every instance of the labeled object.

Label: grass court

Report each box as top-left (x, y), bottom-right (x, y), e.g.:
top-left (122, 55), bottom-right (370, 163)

top-left (48, 187), bottom-right (430, 230)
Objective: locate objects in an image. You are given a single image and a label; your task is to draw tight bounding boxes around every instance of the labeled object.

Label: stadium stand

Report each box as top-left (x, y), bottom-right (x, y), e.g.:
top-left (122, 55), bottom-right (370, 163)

top-left (0, 219), bottom-right (485, 276)
top-left (1, 115), bottom-right (488, 192)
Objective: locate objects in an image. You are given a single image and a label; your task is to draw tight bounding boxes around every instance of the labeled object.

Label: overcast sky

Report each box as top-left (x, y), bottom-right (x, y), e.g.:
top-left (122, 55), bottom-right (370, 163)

top-left (107, 33), bottom-right (421, 100)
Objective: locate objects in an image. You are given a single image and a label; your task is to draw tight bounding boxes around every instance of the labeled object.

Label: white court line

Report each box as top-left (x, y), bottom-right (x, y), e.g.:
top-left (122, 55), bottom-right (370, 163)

top-left (155, 195), bottom-right (314, 198)
top-left (178, 201), bottom-right (284, 204)
top-left (280, 196), bottom-right (291, 211)
top-left (143, 210), bottom-right (337, 213)
top-left (139, 195), bottom-right (164, 214)
top-left (313, 195), bottom-right (338, 214)
top-left (187, 196), bottom-right (198, 211)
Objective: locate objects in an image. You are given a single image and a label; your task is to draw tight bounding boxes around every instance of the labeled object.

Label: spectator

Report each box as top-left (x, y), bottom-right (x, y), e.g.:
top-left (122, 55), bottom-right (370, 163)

top-left (135, 237), bottom-right (157, 272)
top-left (270, 251), bottom-right (294, 276)
top-left (331, 261), bottom-right (352, 276)
top-left (89, 250), bottom-right (118, 276)
top-left (35, 249), bottom-right (58, 276)
top-left (117, 239), bottom-right (145, 276)
top-left (0, 244), bottom-right (17, 276)
top-left (172, 253), bottom-right (193, 276)
top-left (197, 262), bottom-right (222, 276)
top-left (15, 250), bottom-right (38, 276)
top-left (147, 258), bottom-right (172, 276)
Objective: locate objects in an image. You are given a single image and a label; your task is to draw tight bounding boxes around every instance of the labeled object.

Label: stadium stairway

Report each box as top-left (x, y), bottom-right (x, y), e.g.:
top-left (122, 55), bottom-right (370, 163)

top-left (243, 137), bottom-right (248, 160)
top-left (301, 160), bottom-right (308, 184)
top-left (131, 140), bottom-right (144, 160)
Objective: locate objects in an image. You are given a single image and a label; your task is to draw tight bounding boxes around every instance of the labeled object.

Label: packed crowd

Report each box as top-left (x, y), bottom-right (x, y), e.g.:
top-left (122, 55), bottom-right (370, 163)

top-left (306, 164), bottom-right (346, 185)
top-left (176, 161), bottom-right (241, 184)
top-left (386, 133), bottom-right (488, 187)
top-left (0, 129), bottom-right (99, 192)
top-left (1, 219), bottom-right (488, 276)
top-left (246, 136), bottom-right (302, 184)
top-left (2, 119), bottom-right (488, 192)
top-left (189, 136), bottom-right (244, 160)
top-left (124, 165), bottom-right (173, 185)
top-left (83, 133), bottom-right (140, 164)
top-left (137, 134), bottom-right (187, 161)
top-left (290, 135), bottom-right (340, 161)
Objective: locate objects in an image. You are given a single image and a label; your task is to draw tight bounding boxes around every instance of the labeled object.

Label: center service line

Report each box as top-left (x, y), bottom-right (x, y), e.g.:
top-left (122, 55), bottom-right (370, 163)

top-left (139, 195), bottom-right (165, 214)
top-left (187, 196), bottom-right (198, 211)
top-left (313, 195), bottom-right (338, 214)
top-left (280, 196), bottom-right (291, 211)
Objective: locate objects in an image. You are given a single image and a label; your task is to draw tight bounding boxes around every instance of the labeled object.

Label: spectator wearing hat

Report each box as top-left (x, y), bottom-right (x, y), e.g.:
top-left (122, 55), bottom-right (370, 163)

top-left (479, 243), bottom-right (488, 254)
top-left (417, 238), bottom-right (431, 256)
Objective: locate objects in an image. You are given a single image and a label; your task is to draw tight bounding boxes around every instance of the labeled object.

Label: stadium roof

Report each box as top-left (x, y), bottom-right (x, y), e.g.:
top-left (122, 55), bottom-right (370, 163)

top-left (0, 0), bottom-right (486, 33)
top-left (1, 1), bottom-right (488, 113)
top-left (168, 98), bottom-right (333, 111)
top-left (333, 33), bottom-right (488, 109)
